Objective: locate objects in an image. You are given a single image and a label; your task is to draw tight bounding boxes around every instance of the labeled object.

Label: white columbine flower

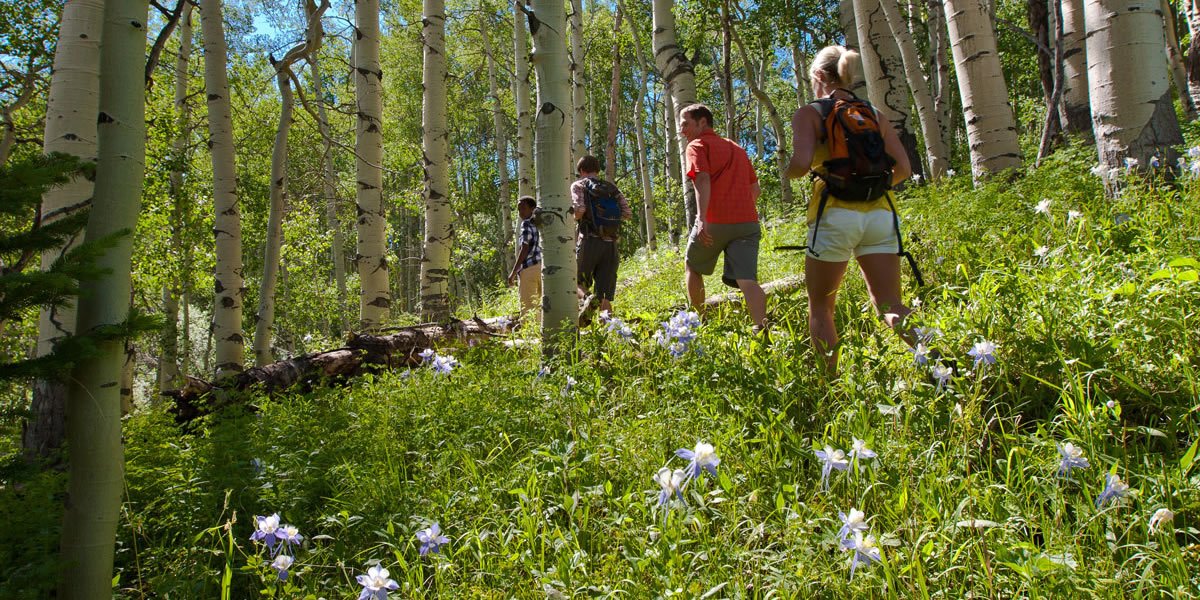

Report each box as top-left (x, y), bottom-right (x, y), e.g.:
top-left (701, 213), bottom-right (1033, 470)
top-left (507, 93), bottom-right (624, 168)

top-left (930, 364), bottom-right (953, 390)
top-left (676, 442), bottom-right (720, 479)
top-left (1034, 245), bottom-right (1049, 258)
top-left (1034, 198), bottom-right (1052, 215)
top-left (909, 342), bottom-right (931, 366)
top-left (1149, 508), bottom-right (1175, 534)
top-left (815, 446), bottom-right (850, 490)
top-left (1123, 156), bottom-right (1139, 171)
top-left (842, 532), bottom-right (882, 579)
top-left (967, 339), bottom-right (997, 368)
top-left (654, 467), bottom-right (687, 505)
top-left (1096, 473), bottom-right (1131, 507)
top-left (1067, 210), bottom-right (1083, 224)
top-left (1056, 442), bottom-right (1090, 477)
top-left (946, 168), bottom-right (956, 177)
top-left (850, 438), bottom-right (877, 462)
top-left (838, 508), bottom-right (868, 541)
top-left (1188, 145), bottom-right (1200, 158)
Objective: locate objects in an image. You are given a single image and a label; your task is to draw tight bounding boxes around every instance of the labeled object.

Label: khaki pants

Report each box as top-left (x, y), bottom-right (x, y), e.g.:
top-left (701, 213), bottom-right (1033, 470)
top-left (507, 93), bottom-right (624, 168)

top-left (518, 265), bottom-right (541, 324)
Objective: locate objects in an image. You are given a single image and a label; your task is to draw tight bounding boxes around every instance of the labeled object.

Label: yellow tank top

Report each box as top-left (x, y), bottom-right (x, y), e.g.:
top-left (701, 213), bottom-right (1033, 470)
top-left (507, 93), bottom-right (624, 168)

top-left (807, 142), bottom-right (895, 225)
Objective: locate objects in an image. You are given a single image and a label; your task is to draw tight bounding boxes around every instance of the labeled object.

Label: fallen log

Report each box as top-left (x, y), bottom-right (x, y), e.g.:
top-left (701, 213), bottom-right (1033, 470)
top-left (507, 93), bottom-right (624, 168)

top-left (164, 316), bottom-right (512, 423)
top-left (703, 274), bottom-right (806, 307)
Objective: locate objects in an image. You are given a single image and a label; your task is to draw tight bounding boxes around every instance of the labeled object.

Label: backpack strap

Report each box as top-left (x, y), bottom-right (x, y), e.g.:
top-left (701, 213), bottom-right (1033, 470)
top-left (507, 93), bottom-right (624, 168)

top-left (883, 194), bottom-right (925, 287)
top-left (807, 186), bottom-right (831, 258)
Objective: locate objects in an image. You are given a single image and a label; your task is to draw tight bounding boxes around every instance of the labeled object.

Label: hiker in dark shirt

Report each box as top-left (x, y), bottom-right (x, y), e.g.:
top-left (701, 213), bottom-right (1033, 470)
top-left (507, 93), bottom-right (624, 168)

top-left (572, 155), bottom-right (632, 316)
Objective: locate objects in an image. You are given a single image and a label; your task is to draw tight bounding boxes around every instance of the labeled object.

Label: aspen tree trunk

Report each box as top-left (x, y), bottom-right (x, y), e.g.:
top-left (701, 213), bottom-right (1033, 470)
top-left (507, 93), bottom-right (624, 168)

top-left (120, 342), bottom-right (135, 415)
top-left (851, 0), bottom-right (923, 179)
top-left (838, 0), bottom-right (869, 97)
top-left (732, 31), bottom-right (795, 203)
top-left (605, 9), bottom-right (623, 181)
top-left (879, 0), bottom-right (950, 178)
top-left (27, 0), bottom-right (104, 461)
top-left (1085, 0), bottom-right (1183, 172)
top-left (944, 0), bottom-right (1023, 179)
top-left (159, 1), bottom-right (192, 394)
top-left (528, 0), bottom-right (576, 352)
top-left (311, 59), bottom-right (347, 332)
top-left (419, 0), bottom-right (452, 320)
top-left (618, 0), bottom-right (657, 250)
top-left (653, 0), bottom-right (698, 229)
top-left (515, 0), bottom-right (535, 199)
top-left (570, 0), bottom-right (586, 160)
top-left (927, 0), bottom-right (955, 150)
top-left (201, 0), bottom-right (245, 379)
top-left (1028, 0), bottom-right (1061, 138)
top-left (792, 44), bottom-right (808, 105)
top-left (0, 71), bottom-right (37, 167)
top-left (1161, 0), bottom-right (1197, 120)
top-left (482, 20), bottom-right (514, 276)
top-left (253, 67), bottom-right (295, 366)
top-left (355, 0), bottom-right (389, 328)
top-left (721, 0), bottom-right (735, 137)
top-left (663, 90), bottom-right (685, 242)
top-left (1058, 0), bottom-right (1093, 136)
top-left (59, 0), bottom-right (147, 595)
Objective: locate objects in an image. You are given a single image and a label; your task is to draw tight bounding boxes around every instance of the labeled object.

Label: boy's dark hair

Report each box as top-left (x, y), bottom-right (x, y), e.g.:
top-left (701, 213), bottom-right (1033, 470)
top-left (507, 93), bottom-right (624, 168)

top-left (518, 195), bottom-right (537, 209)
top-left (680, 103), bottom-right (714, 128)
top-left (576, 155), bottom-right (601, 175)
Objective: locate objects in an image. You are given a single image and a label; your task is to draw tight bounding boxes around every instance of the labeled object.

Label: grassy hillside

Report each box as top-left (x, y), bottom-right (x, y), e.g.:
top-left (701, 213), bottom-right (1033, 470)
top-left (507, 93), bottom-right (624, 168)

top-left (4, 145), bottom-right (1199, 598)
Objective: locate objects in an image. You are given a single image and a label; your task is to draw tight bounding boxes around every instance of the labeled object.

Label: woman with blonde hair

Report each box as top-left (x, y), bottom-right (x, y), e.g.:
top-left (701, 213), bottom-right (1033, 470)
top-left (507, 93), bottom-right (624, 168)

top-left (785, 45), bottom-right (916, 374)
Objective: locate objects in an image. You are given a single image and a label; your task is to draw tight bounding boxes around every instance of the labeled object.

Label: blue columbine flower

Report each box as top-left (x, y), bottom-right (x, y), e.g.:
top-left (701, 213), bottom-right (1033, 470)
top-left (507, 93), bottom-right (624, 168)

top-left (494, 316), bottom-right (513, 330)
top-left (842, 532), bottom-right (881, 580)
top-left (1096, 473), bottom-right (1131, 507)
top-left (250, 513), bottom-right (281, 551)
top-left (270, 554), bottom-right (294, 581)
top-left (675, 442), bottom-right (720, 479)
top-left (418, 348), bottom-right (435, 363)
top-left (356, 565), bottom-right (399, 599)
top-left (416, 523), bottom-right (450, 555)
top-left (838, 508), bottom-right (868, 542)
top-left (967, 340), bottom-right (997, 368)
top-left (850, 438), bottom-right (876, 463)
top-left (815, 446), bottom-right (849, 490)
top-left (909, 343), bottom-right (931, 365)
top-left (654, 467), bottom-right (687, 505)
top-left (930, 364), bottom-right (953, 390)
top-left (1056, 442), bottom-right (1089, 477)
top-left (429, 354), bottom-right (458, 375)
top-left (912, 327), bottom-right (940, 344)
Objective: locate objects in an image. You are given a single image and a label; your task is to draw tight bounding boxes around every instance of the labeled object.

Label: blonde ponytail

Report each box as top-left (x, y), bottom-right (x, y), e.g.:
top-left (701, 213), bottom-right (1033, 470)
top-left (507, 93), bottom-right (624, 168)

top-left (809, 45), bottom-right (860, 90)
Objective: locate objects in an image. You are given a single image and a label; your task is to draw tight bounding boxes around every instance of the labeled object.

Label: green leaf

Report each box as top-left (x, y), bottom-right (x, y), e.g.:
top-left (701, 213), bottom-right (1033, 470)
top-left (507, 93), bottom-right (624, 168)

top-left (1167, 257), bottom-right (1199, 268)
top-left (775, 491), bottom-right (784, 512)
top-left (1180, 437), bottom-right (1199, 476)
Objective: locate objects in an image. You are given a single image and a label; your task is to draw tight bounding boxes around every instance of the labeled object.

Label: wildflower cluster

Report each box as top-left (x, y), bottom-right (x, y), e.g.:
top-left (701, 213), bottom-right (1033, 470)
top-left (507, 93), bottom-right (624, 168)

top-left (837, 508), bottom-right (881, 579)
top-left (655, 442), bottom-right (720, 506)
top-left (654, 310), bottom-right (701, 358)
top-left (600, 311), bottom-right (634, 339)
top-left (418, 348), bottom-right (459, 375)
top-left (907, 327), bottom-right (998, 388)
top-left (249, 514), bottom-right (303, 581)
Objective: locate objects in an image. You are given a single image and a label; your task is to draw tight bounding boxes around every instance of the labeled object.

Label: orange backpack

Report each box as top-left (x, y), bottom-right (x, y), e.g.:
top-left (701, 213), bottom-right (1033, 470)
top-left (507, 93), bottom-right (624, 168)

top-left (814, 93), bottom-right (895, 202)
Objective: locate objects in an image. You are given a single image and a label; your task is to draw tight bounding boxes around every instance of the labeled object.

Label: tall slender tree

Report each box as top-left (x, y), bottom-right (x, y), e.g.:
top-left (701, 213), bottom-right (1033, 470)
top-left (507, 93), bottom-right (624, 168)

top-left (944, 0), bottom-right (1023, 179)
top-left (253, 2), bottom-right (327, 366)
top-left (158, 1), bottom-right (193, 393)
top-left (59, 0), bottom-right (148, 594)
top-left (527, 0), bottom-right (576, 350)
top-left (569, 0), bottom-right (586, 160)
top-left (1085, 0), bottom-right (1183, 172)
top-left (927, 0), bottom-right (955, 152)
top-left (604, 8), bottom-right (623, 182)
top-left (652, 0), bottom-right (698, 229)
top-left (482, 15), bottom-right (514, 276)
top-left (618, 0), bottom-right (657, 249)
top-left (731, 29), bottom-right (795, 203)
top-left (309, 22), bottom-right (347, 333)
top-left (27, 0), bottom-right (105, 460)
top-left (419, 0), bottom-right (452, 320)
top-left (355, 0), bottom-right (389, 328)
top-left (201, 0), bottom-right (245, 379)
top-left (1161, 0), bottom-right (1196, 120)
top-left (514, 0), bottom-right (535, 199)
top-left (878, 0), bottom-right (950, 177)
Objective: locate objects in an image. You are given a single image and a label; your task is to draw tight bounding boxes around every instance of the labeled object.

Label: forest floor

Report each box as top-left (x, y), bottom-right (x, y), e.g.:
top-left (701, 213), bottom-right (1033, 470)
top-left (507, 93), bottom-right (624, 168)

top-left (3, 144), bottom-right (1200, 598)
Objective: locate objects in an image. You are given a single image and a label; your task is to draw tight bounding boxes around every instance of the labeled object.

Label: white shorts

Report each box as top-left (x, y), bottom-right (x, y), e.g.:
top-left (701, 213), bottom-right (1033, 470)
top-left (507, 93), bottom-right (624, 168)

top-left (807, 208), bottom-right (900, 262)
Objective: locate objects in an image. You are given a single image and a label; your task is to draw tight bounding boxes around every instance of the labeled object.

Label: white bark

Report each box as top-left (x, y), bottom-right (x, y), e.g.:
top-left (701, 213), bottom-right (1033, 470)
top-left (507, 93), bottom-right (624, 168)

top-left (159, 1), bottom-right (193, 394)
top-left (879, 0), bottom-right (950, 177)
top-left (570, 0), bottom-right (586, 160)
top-left (482, 20), bottom-right (514, 276)
top-left (529, 0), bottom-right (577, 349)
top-left (355, 0), bottom-right (389, 328)
top-left (838, 0), bottom-right (870, 97)
top-left (253, 67), bottom-right (294, 367)
top-left (59, 0), bottom-right (147, 594)
top-left (852, 0), bottom-right (923, 178)
top-left (652, 0), bottom-right (698, 229)
top-left (420, 0), bottom-right (452, 320)
top-left (944, 0), bottom-right (1023, 179)
top-left (201, 0), bottom-right (245, 378)
top-left (1085, 0), bottom-right (1183, 171)
top-left (605, 9), bottom-right (623, 182)
top-left (28, 0), bottom-right (104, 459)
top-left (311, 58), bottom-right (347, 331)
top-left (618, 0), bottom-right (657, 249)
top-left (514, 0), bottom-right (535, 199)
top-left (1058, 0), bottom-right (1092, 135)
top-left (1161, 0), bottom-right (1196, 120)
top-left (928, 0), bottom-right (955, 149)
top-left (663, 90), bottom-right (684, 242)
